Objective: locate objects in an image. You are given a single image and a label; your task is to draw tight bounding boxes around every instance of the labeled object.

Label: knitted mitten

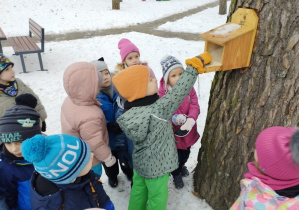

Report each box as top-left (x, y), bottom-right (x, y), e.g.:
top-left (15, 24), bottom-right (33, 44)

top-left (185, 52), bottom-right (212, 74)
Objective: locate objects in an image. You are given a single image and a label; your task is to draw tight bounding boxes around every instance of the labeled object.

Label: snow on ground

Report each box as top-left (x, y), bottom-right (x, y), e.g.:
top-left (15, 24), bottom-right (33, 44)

top-left (157, 1), bottom-right (230, 34)
top-left (2, 0), bottom-right (230, 209)
top-left (2, 0), bottom-right (218, 36)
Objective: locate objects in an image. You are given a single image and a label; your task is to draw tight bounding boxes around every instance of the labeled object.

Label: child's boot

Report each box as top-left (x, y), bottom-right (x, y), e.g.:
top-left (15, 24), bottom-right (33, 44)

top-left (173, 174), bottom-right (184, 189)
top-left (103, 161), bottom-right (119, 188)
top-left (181, 166), bottom-right (189, 177)
top-left (108, 177), bottom-right (118, 188)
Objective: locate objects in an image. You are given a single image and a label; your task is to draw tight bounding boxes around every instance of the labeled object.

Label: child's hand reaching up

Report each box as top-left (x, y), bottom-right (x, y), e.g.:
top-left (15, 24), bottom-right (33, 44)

top-left (185, 52), bottom-right (212, 74)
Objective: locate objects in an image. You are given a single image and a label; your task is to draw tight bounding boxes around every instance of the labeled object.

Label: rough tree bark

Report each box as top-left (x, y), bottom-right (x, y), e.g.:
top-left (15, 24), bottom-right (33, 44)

top-left (194, 0), bottom-right (299, 209)
top-left (219, 0), bottom-right (227, 15)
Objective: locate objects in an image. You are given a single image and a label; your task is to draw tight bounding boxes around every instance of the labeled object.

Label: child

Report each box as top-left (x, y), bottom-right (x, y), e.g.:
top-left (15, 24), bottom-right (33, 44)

top-left (92, 58), bottom-right (133, 187)
top-left (158, 55), bottom-right (200, 189)
top-left (115, 38), bottom-right (156, 80)
top-left (112, 53), bottom-right (211, 210)
top-left (231, 126), bottom-right (299, 209)
top-left (0, 93), bottom-right (42, 210)
top-left (21, 134), bottom-right (115, 210)
top-left (60, 62), bottom-right (119, 185)
top-left (0, 53), bottom-right (47, 132)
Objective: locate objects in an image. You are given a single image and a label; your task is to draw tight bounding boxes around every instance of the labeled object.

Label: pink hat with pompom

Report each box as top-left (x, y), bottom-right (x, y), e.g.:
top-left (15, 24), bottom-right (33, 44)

top-left (255, 126), bottom-right (299, 180)
top-left (118, 38), bottom-right (140, 62)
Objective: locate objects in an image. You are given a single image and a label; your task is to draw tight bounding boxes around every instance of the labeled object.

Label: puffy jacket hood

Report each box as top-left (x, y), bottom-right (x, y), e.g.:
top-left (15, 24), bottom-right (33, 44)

top-left (63, 62), bottom-right (99, 106)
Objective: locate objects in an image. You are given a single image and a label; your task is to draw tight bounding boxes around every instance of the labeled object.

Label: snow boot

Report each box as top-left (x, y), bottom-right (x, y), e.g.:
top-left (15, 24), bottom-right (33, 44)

top-left (181, 166), bottom-right (189, 177)
top-left (173, 174), bottom-right (184, 189)
top-left (109, 177), bottom-right (118, 188)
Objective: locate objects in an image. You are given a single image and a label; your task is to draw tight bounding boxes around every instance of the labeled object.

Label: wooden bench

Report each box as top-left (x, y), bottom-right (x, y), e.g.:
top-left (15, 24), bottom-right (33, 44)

top-left (0, 27), bottom-right (7, 54)
top-left (8, 19), bottom-right (45, 73)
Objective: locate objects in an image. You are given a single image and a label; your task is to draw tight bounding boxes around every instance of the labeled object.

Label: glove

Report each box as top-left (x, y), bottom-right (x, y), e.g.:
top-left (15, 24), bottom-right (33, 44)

top-left (174, 117), bottom-right (195, 137)
top-left (103, 160), bottom-right (119, 179)
top-left (185, 52), bottom-right (212, 74)
top-left (103, 153), bottom-right (117, 167)
top-left (181, 118), bottom-right (195, 131)
top-left (41, 121), bottom-right (46, 132)
top-left (172, 114), bottom-right (187, 126)
top-left (107, 122), bottom-right (122, 134)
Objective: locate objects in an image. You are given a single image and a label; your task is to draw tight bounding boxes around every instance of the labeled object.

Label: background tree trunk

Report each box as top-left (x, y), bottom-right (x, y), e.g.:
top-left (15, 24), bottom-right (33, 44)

top-left (112, 0), bottom-right (120, 10)
top-left (194, 0), bottom-right (299, 209)
top-left (219, 0), bottom-right (227, 15)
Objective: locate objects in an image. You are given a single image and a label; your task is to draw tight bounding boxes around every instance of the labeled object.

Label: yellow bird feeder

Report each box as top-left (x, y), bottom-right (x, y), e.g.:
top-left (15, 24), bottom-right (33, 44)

top-left (199, 8), bottom-right (259, 72)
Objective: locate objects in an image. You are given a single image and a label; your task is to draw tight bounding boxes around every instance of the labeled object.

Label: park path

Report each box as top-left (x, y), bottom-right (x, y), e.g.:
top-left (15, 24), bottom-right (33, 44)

top-left (44, 1), bottom-right (219, 42)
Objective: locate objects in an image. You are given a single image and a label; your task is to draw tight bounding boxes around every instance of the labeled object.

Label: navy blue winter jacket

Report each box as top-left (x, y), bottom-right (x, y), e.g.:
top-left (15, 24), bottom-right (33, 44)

top-left (30, 170), bottom-right (111, 210)
top-left (97, 91), bottom-right (133, 167)
top-left (97, 91), bottom-right (118, 150)
top-left (0, 144), bottom-right (33, 210)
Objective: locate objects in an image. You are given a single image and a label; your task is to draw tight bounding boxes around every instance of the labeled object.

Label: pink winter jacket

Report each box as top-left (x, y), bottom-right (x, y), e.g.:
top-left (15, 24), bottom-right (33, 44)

top-left (159, 78), bottom-right (200, 150)
top-left (61, 62), bottom-right (111, 166)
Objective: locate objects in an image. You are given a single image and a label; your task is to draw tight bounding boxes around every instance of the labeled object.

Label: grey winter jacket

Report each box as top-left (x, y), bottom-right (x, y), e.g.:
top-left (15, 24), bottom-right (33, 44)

top-left (117, 66), bottom-right (198, 179)
top-left (0, 78), bottom-right (47, 121)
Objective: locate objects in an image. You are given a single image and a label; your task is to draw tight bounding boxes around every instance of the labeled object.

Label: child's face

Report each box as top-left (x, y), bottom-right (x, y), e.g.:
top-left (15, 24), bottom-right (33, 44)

top-left (78, 152), bottom-right (94, 177)
top-left (146, 74), bottom-right (158, 96)
top-left (4, 141), bottom-right (23, 157)
top-left (168, 68), bottom-right (183, 88)
top-left (0, 65), bottom-right (15, 85)
top-left (124, 52), bottom-right (140, 67)
top-left (100, 70), bottom-right (111, 88)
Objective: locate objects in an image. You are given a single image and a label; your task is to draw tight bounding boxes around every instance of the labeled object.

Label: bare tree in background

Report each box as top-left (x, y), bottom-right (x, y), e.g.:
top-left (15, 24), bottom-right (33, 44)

top-left (219, 0), bottom-right (227, 14)
top-left (193, 0), bottom-right (299, 209)
top-left (112, 0), bottom-right (120, 10)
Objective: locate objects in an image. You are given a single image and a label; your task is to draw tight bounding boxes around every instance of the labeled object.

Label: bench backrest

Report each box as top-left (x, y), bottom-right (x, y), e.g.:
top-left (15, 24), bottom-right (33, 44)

top-left (29, 18), bottom-right (44, 52)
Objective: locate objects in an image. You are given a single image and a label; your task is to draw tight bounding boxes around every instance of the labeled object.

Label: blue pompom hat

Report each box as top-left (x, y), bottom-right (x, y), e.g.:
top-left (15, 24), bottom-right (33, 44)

top-left (22, 134), bottom-right (91, 184)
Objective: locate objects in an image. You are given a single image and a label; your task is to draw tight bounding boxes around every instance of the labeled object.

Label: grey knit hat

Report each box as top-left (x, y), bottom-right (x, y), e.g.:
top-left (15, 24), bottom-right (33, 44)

top-left (0, 95), bottom-right (41, 143)
top-left (160, 55), bottom-right (183, 88)
top-left (91, 57), bottom-right (109, 73)
top-left (91, 57), bottom-right (108, 87)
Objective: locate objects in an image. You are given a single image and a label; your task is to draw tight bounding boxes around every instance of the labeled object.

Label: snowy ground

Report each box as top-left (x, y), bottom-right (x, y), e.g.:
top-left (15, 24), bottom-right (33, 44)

top-left (2, 0), bottom-right (230, 209)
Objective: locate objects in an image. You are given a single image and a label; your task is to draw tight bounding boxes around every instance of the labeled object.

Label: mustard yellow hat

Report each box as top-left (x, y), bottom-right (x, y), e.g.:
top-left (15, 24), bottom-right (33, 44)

top-left (112, 65), bottom-right (149, 102)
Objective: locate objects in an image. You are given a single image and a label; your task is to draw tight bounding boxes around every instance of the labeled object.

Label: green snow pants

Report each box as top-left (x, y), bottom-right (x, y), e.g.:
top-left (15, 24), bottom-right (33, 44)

top-left (128, 170), bottom-right (169, 210)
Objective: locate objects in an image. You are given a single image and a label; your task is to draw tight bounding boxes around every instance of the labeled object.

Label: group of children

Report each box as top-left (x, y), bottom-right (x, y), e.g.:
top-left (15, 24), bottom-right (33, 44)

top-left (0, 37), bottom-right (299, 210)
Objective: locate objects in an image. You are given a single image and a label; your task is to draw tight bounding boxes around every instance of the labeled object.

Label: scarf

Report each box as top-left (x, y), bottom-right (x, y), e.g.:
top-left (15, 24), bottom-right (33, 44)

top-left (0, 80), bottom-right (18, 96)
top-left (100, 83), bottom-right (114, 99)
top-left (245, 162), bottom-right (299, 191)
top-left (124, 94), bottom-right (159, 113)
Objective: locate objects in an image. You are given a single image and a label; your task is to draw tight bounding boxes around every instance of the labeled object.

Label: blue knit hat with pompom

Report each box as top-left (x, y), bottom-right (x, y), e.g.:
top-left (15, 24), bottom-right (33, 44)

top-left (22, 134), bottom-right (91, 184)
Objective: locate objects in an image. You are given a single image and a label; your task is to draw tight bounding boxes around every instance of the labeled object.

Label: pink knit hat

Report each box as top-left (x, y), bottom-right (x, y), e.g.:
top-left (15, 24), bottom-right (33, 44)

top-left (256, 126), bottom-right (298, 180)
top-left (118, 38), bottom-right (140, 62)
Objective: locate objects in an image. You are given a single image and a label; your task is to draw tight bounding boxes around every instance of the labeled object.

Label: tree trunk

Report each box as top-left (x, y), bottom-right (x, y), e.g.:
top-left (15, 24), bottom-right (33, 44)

top-left (219, 0), bottom-right (227, 15)
top-left (112, 0), bottom-right (120, 10)
top-left (194, 0), bottom-right (299, 209)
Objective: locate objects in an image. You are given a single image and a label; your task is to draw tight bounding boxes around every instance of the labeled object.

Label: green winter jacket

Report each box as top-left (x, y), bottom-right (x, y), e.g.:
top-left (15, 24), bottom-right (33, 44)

top-left (0, 78), bottom-right (47, 121)
top-left (117, 66), bottom-right (198, 179)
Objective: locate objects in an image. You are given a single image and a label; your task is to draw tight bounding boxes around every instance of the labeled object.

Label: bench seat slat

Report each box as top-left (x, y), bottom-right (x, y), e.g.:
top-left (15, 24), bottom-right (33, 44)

top-left (29, 19), bottom-right (43, 39)
top-left (8, 36), bottom-right (40, 53)
top-left (29, 25), bottom-right (42, 40)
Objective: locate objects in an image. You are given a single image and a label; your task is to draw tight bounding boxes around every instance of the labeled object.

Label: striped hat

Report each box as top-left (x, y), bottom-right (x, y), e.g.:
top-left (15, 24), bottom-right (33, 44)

top-left (22, 134), bottom-right (91, 184)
